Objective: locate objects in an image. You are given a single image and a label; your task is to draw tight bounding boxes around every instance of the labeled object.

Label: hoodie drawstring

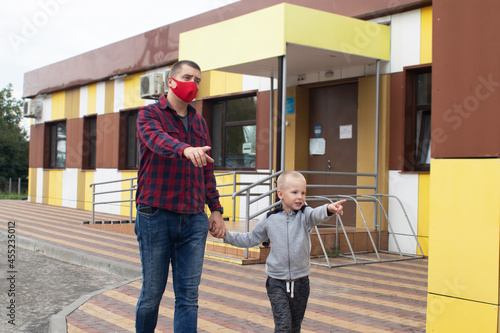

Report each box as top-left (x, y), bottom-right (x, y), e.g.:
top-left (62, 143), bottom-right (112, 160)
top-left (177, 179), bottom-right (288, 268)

top-left (286, 280), bottom-right (295, 298)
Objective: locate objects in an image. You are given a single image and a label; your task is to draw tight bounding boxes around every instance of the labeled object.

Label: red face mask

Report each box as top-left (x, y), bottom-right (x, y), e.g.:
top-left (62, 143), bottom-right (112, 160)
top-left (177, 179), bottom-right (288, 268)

top-left (169, 77), bottom-right (199, 103)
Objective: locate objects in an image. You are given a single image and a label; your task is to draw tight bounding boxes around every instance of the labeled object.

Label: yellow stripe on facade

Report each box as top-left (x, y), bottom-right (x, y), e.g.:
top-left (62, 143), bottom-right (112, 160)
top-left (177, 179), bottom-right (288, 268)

top-left (104, 80), bottom-right (115, 114)
top-left (420, 6), bottom-right (433, 64)
top-left (417, 173), bottom-right (430, 255)
top-left (28, 168), bottom-right (37, 202)
top-left (124, 73), bottom-right (144, 109)
top-left (121, 171), bottom-right (138, 218)
top-left (87, 83), bottom-right (97, 115)
top-left (65, 88), bottom-right (80, 119)
top-left (84, 171), bottom-right (94, 211)
top-left (47, 170), bottom-right (63, 206)
top-left (51, 91), bottom-right (66, 120)
top-left (197, 71), bottom-right (243, 100)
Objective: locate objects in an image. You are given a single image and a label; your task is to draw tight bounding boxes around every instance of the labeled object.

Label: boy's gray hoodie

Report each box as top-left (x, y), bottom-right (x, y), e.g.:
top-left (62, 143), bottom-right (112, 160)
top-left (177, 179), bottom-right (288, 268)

top-left (224, 204), bottom-right (332, 280)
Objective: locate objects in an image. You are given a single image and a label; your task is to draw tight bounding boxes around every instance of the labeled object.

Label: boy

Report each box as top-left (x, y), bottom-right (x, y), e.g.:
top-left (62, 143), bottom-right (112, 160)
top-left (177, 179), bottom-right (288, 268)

top-left (222, 171), bottom-right (345, 332)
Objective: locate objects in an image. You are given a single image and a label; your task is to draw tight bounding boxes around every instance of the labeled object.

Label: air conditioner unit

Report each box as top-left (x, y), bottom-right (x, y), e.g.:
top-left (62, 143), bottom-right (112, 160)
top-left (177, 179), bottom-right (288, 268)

top-left (140, 73), bottom-right (163, 99)
top-left (23, 100), bottom-right (42, 118)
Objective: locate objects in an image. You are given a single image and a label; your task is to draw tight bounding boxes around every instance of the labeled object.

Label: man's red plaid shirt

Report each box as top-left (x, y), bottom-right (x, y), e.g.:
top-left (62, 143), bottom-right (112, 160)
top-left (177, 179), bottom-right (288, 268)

top-left (136, 94), bottom-right (221, 214)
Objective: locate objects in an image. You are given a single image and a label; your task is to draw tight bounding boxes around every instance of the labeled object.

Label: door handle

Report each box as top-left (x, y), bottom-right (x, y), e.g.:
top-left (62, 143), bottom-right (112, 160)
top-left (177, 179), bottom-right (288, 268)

top-left (327, 159), bottom-right (332, 172)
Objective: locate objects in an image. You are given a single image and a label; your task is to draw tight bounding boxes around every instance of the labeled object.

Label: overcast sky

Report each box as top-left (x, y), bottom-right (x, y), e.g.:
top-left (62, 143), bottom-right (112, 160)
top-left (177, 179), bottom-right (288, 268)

top-left (0, 0), bottom-right (239, 100)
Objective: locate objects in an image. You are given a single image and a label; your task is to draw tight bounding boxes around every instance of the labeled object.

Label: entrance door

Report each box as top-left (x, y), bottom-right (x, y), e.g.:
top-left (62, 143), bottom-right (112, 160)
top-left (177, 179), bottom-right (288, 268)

top-left (308, 83), bottom-right (358, 227)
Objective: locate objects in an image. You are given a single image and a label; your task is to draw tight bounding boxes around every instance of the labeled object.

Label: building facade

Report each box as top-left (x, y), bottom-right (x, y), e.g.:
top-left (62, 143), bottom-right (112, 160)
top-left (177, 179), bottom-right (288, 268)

top-left (23, 1), bottom-right (500, 330)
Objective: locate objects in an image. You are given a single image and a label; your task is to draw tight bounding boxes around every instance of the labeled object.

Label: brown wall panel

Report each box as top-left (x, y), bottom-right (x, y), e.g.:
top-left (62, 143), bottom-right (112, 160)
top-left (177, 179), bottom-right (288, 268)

top-left (66, 118), bottom-right (83, 168)
top-left (24, 0), bottom-right (423, 98)
top-left (389, 72), bottom-right (404, 170)
top-left (29, 123), bottom-right (44, 168)
top-left (96, 113), bottom-right (120, 169)
top-left (432, 0), bottom-right (500, 158)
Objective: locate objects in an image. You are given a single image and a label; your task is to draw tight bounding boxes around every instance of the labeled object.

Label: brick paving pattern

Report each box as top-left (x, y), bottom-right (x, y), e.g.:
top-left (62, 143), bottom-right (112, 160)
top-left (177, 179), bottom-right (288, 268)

top-left (1, 200), bottom-right (427, 332)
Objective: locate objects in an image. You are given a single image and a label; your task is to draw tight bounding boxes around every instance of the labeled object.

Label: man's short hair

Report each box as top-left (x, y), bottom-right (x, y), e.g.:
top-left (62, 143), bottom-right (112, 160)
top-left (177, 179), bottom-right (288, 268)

top-left (276, 171), bottom-right (306, 191)
top-left (169, 60), bottom-right (201, 78)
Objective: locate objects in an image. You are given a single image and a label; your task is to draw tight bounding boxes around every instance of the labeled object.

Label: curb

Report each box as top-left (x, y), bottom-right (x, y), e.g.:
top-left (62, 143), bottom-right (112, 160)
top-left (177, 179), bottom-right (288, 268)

top-left (0, 231), bottom-right (142, 279)
top-left (0, 231), bottom-right (142, 333)
top-left (48, 276), bottom-right (140, 333)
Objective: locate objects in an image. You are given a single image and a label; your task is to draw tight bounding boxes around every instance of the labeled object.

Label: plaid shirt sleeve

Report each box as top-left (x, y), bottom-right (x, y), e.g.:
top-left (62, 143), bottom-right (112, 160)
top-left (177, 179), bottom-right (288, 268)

top-left (136, 95), bottom-right (221, 214)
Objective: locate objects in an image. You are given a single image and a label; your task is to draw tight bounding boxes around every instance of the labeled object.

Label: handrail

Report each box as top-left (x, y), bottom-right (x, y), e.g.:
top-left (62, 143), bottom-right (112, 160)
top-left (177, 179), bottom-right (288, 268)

top-left (89, 177), bottom-right (137, 224)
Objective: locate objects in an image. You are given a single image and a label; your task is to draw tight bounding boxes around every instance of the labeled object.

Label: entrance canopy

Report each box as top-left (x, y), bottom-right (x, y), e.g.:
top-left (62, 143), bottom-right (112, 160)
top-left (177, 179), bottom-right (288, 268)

top-left (179, 3), bottom-right (390, 78)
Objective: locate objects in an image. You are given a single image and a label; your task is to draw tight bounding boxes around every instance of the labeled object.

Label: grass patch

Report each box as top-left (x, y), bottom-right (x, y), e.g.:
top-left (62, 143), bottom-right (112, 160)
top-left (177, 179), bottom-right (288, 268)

top-left (0, 192), bottom-right (27, 200)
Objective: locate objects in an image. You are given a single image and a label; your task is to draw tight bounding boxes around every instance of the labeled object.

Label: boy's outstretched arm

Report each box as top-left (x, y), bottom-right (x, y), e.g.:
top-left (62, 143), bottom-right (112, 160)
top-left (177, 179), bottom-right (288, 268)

top-left (327, 199), bottom-right (347, 216)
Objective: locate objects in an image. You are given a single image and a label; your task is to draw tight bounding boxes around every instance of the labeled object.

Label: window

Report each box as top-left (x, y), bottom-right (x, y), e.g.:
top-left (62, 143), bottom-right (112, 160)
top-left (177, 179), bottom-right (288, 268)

top-left (119, 110), bottom-right (139, 170)
top-left (48, 121), bottom-right (66, 168)
top-left (83, 116), bottom-right (97, 169)
top-left (211, 95), bottom-right (257, 169)
top-left (404, 66), bottom-right (431, 171)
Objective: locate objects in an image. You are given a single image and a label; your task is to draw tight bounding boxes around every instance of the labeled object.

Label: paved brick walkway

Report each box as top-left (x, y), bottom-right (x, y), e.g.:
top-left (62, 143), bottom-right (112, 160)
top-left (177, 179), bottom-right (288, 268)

top-left (1, 200), bottom-right (427, 332)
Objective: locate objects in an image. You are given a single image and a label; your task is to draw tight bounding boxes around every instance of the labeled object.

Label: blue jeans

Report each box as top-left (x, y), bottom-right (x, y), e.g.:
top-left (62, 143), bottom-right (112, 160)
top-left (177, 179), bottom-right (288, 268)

top-left (135, 204), bottom-right (209, 333)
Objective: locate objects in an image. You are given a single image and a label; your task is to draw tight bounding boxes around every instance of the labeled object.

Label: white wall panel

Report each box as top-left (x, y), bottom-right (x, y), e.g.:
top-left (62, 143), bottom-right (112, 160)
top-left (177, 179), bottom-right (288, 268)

top-left (388, 170), bottom-right (419, 254)
top-left (93, 169), bottom-right (122, 215)
top-left (237, 172), bottom-right (273, 222)
top-left (242, 75), bottom-right (276, 92)
top-left (62, 168), bottom-right (79, 208)
top-left (36, 168), bottom-right (44, 203)
top-left (390, 9), bottom-right (421, 73)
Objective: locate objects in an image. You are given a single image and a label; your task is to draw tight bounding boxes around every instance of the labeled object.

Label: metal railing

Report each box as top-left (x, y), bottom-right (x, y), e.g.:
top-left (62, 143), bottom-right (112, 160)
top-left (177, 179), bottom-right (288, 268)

top-left (87, 170), bottom-right (424, 267)
top-left (89, 177), bottom-right (137, 224)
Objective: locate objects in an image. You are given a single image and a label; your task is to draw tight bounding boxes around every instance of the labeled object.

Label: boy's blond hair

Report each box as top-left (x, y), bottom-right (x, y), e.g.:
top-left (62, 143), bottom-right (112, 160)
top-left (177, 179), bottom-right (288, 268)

top-left (276, 171), bottom-right (306, 191)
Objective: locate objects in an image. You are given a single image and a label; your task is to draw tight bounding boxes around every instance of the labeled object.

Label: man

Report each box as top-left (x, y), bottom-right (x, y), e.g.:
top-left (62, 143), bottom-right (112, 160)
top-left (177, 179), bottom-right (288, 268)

top-left (135, 60), bottom-right (226, 333)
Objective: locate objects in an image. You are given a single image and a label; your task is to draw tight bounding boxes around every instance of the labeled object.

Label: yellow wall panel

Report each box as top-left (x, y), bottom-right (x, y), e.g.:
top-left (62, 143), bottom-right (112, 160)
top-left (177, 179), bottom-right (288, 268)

top-left (417, 173), bottom-right (430, 255)
top-left (197, 71), bottom-right (243, 100)
top-left (180, 4), bottom-right (285, 72)
top-left (87, 83), bottom-right (97, 115)
top-left (51, 91), bottom-right (66, 120)
top-left (105, 80), bottom-right (115, 114)
top-left (420, 6), bottom-right (433, 64)
top-left (427, 294), bottom-right (498, 332)
top-left (65, 88), bottom-right (80, 119)
top-left (83, 171), bottom-right (95, 211)
top-left (124, 73), bottom-right (144, 109)
top-left (285, 4), bottom-right (391, 61)
top-left (213, 173), bottom-right (239, 221)
top-left (77, 170), bottom-right (86, 210)
top-left (428, 159), bottom-right (500, 304)
top-left (121, 171), bottom-right (138, 218)
top-left (356, 75), bottom-right (390, 229)
top-left (47, 170), bottom-right (63, 206)
top-left (28, 168), bottom-right (37, 201)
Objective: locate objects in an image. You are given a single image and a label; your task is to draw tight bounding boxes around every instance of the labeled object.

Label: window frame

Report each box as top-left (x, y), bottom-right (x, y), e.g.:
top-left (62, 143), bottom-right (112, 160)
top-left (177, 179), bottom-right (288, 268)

top-left (44, 120), bottom-right (67, 169)
top-left (207, 93), bottom-right (258, 171)
top-left (118, 108), bottom-right (140, 171)
top-left (82, 115), bottom-right (97, 170)
top-left (403, 65), bottom-right (432, 172)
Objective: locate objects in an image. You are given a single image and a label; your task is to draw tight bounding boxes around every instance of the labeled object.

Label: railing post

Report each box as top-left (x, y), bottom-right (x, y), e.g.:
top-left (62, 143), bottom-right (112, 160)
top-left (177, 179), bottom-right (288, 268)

top-left (91, 184), bottom-right (95, 224)
top-left (232, 172), bottom-right (237, 222)
top-left (130, 179), bottom-right (134, 223)
top-left (18, 178), bottom-right (21, 195)
top-left (9, 178), bottom-right (12, 194)
top-left (245, 190), bottom-right (250, 259)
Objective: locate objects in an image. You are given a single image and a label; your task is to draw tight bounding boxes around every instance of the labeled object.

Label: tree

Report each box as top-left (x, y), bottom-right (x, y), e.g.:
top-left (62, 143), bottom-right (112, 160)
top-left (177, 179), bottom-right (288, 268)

top-left (0, 84), bottom-right (29, 187)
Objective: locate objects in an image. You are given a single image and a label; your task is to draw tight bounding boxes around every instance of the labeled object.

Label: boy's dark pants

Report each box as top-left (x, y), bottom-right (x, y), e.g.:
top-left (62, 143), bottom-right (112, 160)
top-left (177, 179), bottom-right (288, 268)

top-left (266, 276), bottom-right (310, 333)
